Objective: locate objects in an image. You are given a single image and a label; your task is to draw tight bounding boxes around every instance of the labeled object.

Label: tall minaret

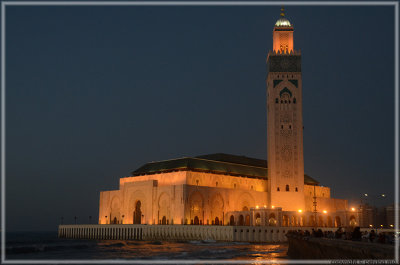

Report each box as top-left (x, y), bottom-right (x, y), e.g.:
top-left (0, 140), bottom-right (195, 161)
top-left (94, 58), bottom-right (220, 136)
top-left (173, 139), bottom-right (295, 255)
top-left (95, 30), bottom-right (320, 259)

top-left (266, 8), bottom-right (305, 212)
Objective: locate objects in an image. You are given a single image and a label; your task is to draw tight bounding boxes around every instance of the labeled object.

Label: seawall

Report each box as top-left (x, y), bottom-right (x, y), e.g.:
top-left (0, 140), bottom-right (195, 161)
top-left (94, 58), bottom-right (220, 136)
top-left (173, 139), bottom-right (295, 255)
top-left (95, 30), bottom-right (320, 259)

top-left (58, 224), bottom-right (288, 242)
top-left (287, 235), bottom-right (395, 259)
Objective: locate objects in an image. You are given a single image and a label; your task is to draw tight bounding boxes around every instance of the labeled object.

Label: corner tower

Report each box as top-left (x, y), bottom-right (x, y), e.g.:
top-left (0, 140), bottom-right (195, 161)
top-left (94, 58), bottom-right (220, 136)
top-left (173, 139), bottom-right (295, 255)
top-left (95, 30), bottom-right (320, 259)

top-left (267, 8), bottom-right (305, 211)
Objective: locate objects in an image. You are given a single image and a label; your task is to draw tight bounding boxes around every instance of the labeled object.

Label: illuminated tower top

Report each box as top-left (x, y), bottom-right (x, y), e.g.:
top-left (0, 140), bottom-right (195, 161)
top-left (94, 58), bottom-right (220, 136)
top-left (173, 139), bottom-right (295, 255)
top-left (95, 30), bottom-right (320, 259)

top-left (273, 7), bottom-right (294, 54)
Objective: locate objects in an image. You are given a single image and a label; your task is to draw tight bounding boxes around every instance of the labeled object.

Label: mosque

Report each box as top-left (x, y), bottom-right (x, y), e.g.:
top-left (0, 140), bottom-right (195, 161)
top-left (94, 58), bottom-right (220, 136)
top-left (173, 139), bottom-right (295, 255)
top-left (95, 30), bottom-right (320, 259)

top-left (98, 9), bottom-right (357, 229)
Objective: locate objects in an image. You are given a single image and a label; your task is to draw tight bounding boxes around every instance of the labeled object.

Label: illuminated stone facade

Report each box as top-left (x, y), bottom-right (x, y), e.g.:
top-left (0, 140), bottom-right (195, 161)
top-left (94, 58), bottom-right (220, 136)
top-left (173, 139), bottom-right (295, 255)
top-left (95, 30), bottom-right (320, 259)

top-left (98, 11), bottom-right (357, 228)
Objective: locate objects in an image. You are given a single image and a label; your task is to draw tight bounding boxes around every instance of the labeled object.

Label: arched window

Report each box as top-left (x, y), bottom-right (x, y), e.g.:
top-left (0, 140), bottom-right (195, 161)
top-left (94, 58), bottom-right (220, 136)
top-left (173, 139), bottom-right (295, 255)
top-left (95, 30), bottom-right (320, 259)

top-left (286, 185), bottom-right (289, 191)
top-left (277, 187), bottom-right (280, 191)
top-left (293, 98), bottom-right (296, 104)
top-left (295, 187), bottom-right (298, 192)
top-left (216, 182), bottom-right (218, 187)
top-left (275, 98), bottom-right (278, 103)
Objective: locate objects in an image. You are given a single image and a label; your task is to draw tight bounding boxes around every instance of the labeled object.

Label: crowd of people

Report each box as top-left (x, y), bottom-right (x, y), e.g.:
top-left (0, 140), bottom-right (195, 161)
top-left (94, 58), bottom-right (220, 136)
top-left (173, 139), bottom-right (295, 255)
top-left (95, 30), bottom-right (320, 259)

top-left (286, 227), bottom-right (396, 244)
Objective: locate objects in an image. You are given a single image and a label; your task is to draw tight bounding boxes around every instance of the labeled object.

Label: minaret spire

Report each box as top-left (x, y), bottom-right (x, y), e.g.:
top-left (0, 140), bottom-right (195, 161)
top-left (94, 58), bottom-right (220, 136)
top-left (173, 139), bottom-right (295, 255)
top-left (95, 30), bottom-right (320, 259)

top-left (280, 6), bottom-right (285, 17)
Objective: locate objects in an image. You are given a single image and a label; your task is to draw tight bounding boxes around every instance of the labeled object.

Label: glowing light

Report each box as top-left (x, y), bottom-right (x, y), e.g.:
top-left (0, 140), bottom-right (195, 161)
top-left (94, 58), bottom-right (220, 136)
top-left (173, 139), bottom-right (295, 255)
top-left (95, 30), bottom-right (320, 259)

top-left (390, 224), bottom-right (394, 227)
top-left (364, 193), bottom-right (368, 197)
top-left (275, 18), bottom-right (292, 27)
top-left (380, 225), bottom-right (383, 227)
top-left (298, 209), bottom-right (302, 213)
top-left (272, 205), bottom-right (275, 209)
top-left (256, 205), bottom-right (259, 209)
top-left (381, 194), bottom-right (386, 197)
top-left (369, 224), bottom-right (373, 227)
top-left (323, 210), bottom-right (327, 214)
top-left (351, 207), bottom-right (355, 211)
top-left (263, 205), bottom-right (267, 208)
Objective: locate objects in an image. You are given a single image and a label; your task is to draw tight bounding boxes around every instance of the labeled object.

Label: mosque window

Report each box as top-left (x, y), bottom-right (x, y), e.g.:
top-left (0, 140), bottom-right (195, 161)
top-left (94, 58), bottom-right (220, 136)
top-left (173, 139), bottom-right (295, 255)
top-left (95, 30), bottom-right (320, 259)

top-left (196, 179), bottom-right (199, 186)
top-left (285, 100), bottom-right (287, 104)
top-left (289, 125), bottom-right (291, 129)
top-left (234, 183), bottom-right (237, 188)
top-left (277, 187), bottom-right (280, 191)
top-left (293, 98), bottom-right (296, 104)
top-left (295, 187), bottom-right (298, 192)
top-left (216, 182), bottom-right (218, 187)
top-left (286, 185), bottom-right (289, 191)
top-left (275, 98), bottom-right (278, 103)
top-left (281, 125), bottom-right (283, 129)
top-left (281, 100), bottom-right (283, 104)
top-left (251, 185), bottom-right (253, 190)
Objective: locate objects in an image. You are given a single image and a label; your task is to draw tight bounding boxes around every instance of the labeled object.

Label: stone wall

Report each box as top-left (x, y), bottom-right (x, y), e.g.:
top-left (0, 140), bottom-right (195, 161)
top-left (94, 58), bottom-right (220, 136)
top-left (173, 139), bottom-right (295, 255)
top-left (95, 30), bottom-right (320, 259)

top-left (58, 224), bottom-right (288, 242)
top-left (287, 235), bottom-right (395, 259)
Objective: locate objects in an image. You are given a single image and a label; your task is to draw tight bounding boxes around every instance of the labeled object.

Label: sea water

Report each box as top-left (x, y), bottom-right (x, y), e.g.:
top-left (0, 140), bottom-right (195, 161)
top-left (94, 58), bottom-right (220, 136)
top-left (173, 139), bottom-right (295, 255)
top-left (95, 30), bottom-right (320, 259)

top-left (5, 231), bottom-right (289, 262)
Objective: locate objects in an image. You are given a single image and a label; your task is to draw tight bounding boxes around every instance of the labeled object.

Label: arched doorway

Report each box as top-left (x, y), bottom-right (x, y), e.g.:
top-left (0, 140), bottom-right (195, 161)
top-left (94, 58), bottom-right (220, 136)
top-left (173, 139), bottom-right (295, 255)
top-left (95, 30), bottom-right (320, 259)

top-left (349, 215), bottom-right (357, 227)
top-left (215, 217), bottom-right (219, 225)
top-left (133, 200), bottom-right (142, 224)
top-left (239, 215), bottom-right (244, 226)
top-left (335, 216), bottom-right (341, 227)
top-left (309, 215), bottom-right (316, 227)
top-left (318, 216), bottom-right (324, 227)
top-left (300, 216), bottom-right (304, 226)
top-left (112, 217), bottom-right (118, 224)
top-left (268, 213), bottom-right (277, 226)
top-left (245, 215), bottom-right (250, 226)
top-left (255, 213), bottom-right (261, 226)
top-left (282, 215), bottom-right (289, 226)
top-left (194, 216), bottom-right (199, 225)
top-left (162, 216), bottom-right (166, 225)
top-left (292, 216), bottom-right (298, 226)
top-left (327, 216), bottom-right (333, 227)
top-left (229, 215), bottom-right (235, 226)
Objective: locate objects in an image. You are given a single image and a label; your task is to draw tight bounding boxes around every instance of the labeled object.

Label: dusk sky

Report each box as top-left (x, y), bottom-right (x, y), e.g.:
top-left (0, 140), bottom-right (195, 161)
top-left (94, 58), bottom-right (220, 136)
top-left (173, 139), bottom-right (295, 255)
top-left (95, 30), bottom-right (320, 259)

top-left (5, 4), bottom-right (395, 232)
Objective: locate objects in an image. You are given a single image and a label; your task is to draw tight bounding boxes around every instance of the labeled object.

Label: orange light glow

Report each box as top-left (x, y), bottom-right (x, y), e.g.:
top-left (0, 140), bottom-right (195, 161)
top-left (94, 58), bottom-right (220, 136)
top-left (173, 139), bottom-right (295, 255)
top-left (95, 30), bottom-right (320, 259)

top-left (272, 205), bottom-right (275, 209)
top-left (298, 209), bottom-right (302, 213)
top-left (323, 210), bottom-right (327, 214)
top-left (273, 28), bottom-right (294, 54)
top-left (351, 207), bottom-right (355, 211)
top-left (256, 205), bottom-right (259, 209)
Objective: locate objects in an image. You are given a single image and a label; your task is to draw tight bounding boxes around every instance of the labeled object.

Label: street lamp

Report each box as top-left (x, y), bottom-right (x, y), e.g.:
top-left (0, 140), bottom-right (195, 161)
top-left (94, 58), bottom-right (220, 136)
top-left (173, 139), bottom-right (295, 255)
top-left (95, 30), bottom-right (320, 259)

top-left (361, 193), bottom-right (387, 230)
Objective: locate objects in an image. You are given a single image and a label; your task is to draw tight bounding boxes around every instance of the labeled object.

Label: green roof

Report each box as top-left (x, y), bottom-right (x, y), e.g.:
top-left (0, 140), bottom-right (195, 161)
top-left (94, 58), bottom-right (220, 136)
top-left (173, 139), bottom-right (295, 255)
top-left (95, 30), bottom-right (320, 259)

top-left (131, 153), bottom-right (319, 185)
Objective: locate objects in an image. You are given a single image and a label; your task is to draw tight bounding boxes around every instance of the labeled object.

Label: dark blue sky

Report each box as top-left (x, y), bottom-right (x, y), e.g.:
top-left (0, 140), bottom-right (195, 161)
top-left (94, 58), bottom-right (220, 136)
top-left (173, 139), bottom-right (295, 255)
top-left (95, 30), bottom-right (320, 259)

top-left (5, 4), bottom-right (395, 231)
